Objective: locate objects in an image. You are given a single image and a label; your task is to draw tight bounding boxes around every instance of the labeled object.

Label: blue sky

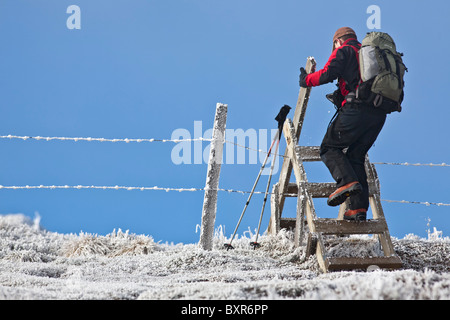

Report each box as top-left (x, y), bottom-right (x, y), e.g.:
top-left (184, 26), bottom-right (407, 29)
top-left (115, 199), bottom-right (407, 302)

top-left (0, 0), bottom-right (449, 244)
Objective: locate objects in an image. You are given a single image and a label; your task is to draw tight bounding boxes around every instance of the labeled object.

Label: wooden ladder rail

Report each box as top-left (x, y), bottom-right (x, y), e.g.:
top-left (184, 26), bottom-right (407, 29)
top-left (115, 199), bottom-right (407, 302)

top-left (268, 57), bottom-right (316, 235)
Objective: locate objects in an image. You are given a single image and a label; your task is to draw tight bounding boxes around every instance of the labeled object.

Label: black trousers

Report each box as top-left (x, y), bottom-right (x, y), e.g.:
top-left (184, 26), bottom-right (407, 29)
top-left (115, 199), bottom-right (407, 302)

top-left (320, 104), bottom-right (386, 211)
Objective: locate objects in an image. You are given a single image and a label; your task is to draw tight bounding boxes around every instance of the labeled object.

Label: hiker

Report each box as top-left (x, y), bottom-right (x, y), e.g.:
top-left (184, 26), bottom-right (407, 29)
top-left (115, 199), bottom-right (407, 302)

top-left (298, 27), bottom-right (388, 221)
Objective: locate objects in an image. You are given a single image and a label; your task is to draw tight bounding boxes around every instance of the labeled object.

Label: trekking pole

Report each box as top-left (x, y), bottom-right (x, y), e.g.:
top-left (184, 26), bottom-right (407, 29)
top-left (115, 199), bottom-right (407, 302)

top-left (224, 105), bottom-right (291, 251)
top-left (224, 132), bottom-right (279, 251)
top-left (250, 129), bottom-right (280, 249)
top-left (249, 105), bottom-right (290, 249)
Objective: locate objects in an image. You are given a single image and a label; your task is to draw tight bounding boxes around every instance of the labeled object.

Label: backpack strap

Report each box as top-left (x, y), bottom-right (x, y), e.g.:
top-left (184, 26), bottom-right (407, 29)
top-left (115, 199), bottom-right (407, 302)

top-left (346, 43), bottom-right (360, 64)
top-left (342, 43), bottom-right (362, 97)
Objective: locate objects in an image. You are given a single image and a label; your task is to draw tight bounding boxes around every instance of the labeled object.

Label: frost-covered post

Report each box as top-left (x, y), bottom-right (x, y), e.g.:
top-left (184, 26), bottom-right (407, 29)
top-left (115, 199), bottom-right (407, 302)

top-left (199, 103), bottom-right (227, 250)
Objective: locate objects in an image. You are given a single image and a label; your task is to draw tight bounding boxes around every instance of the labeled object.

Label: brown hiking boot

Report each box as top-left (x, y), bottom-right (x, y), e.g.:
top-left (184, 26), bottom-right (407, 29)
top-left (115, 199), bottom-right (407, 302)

top-left (344, 208), bottom-right (367, 221)
top-left (327, 181), bottom-right (362, 207)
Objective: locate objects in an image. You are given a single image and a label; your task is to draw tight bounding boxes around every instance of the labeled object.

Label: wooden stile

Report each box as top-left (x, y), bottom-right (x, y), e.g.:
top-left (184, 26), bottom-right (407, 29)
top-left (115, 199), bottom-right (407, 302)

top-left (268, 57), bottom-right (402, 272)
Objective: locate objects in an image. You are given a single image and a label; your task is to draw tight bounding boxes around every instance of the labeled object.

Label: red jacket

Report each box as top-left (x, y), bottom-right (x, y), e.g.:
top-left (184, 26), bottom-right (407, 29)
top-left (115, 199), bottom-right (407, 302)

top-left (305, 38), bottom-right (361, 106)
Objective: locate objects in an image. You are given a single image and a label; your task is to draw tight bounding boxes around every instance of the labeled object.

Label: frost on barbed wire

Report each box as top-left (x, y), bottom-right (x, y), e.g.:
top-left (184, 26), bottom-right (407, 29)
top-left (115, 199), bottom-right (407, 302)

top-left (0, 134), bottom-right (211, 143)
top-left (0, 184), bottom-right (448, 207)
top-left (373, 161), bottom-right (450, 167)
top-left (2, 134), bottom-right (448, 166)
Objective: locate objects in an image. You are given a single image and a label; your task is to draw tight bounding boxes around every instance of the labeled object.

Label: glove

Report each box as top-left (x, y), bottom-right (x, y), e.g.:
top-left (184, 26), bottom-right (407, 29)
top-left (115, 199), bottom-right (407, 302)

top-left (299, 67), bottom-right (308, 88)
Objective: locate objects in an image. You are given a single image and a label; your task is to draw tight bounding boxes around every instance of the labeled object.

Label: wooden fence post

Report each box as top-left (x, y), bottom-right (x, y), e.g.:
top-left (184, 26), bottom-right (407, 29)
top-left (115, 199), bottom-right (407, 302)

top-left (199, 103), bottom-right (228, 250)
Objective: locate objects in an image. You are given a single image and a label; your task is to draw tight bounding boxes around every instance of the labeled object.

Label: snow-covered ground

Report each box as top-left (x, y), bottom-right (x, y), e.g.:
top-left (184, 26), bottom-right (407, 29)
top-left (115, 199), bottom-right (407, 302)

top-left (0, 214), bottom-right (449, 300)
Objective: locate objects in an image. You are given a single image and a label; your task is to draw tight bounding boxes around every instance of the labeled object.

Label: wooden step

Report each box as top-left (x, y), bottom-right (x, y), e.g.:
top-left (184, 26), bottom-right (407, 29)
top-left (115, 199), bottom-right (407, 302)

top-left (326, 256), bottom-right (402, 271)
top-left (285, 182), bottom-right (336, 197)
top-left (296, 146), bottom-right (321, 162)
top-left (285, 182), bottom-right (377, 198)
top-left (313, 218), bottom-right (388, 235)
top-left (280, 218), bottom-right (388, 235)
top-left (279, 217), bottom-right (296, 230)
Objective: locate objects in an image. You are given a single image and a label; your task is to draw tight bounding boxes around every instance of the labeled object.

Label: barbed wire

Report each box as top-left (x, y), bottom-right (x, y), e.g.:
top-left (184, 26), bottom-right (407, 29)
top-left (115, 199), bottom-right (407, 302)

top-left (0, 184), bottom-right (448, 207)
top-left (2, 134), bottom-right (448, 167)
top-left (0, 185), bottom-right (203, 192)
top-left (224, 140), bottom-right (288, 159)
top-left (380, 199), bottom-right (450, 207)
top-left (372, 161), bottom-right (450, 167)
top-left (0, 134), bottom-right (285, 159)
top-left (0, 184), bottom-right (270, 194)
top-left (0, 134), bottom-right (448, 205)
top-left (0, 134), bottom-right (211, 143)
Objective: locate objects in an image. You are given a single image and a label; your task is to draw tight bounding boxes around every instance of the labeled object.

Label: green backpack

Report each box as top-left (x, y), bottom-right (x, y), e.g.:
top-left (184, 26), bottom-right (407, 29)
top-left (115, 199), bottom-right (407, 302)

top-left (357, 32), bottom-right (407, 113)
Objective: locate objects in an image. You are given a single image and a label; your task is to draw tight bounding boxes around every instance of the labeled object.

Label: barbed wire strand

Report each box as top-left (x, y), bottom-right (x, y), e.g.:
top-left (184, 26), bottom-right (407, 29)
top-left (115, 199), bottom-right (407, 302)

top-left (380, 199), bottom-right (450, 207)
top-left (0, 184), bottom-right (448, 207)
top-left (372, 161), bottom-right (450, 167)
top-left (2, 134), bottom-right (448, 167)
top-left (0, 184), bottom-right (264, 194)
top-left (224, 140), bottom-right (288, 159)
top-left (0, 135), bottom-right (211, 143)
top-left (1, 135), bottom-right (448, 205)
top-left (0, 134), bottom-right (285, 159)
